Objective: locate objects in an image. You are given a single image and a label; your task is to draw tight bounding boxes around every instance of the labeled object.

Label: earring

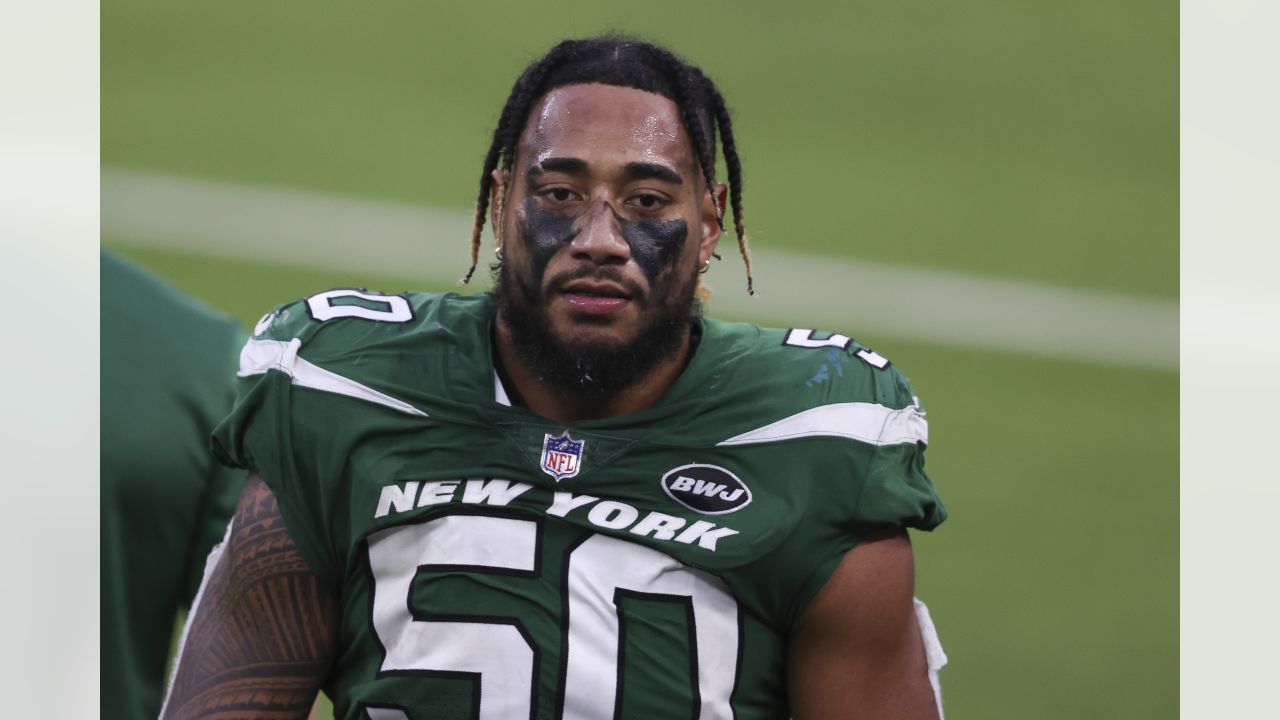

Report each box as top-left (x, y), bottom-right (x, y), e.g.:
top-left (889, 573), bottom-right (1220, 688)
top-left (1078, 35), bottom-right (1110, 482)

top-left (494, 246), bottom-right (504, 262)
top-left (699, 258), bottom-right (712, 274)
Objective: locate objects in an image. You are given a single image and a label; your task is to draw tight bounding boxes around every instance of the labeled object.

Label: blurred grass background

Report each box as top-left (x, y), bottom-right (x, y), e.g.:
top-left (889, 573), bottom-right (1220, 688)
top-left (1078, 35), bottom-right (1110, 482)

top-left (103, 1), bottom-right (1177, 717)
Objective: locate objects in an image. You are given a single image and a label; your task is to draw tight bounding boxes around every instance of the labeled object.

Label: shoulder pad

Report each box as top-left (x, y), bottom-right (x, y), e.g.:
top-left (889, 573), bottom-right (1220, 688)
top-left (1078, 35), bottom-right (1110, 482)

top-left (727, 323), bottom-right (919, 410)
top-left (248, 289), bottom-right (490, 360)
top-left (691, 320), bottom-right (927, 449)
top-left (236, 290), bottom-right (494, 413)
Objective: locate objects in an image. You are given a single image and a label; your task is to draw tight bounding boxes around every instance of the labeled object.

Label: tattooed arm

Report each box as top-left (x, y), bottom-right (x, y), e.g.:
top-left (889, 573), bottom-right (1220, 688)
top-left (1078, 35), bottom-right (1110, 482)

top-left (161, 475), bottom-right (339, 720)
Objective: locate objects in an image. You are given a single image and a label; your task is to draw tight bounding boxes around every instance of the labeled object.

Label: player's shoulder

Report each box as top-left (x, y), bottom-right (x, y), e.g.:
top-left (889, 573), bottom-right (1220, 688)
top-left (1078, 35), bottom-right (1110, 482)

top-left (248, 288), bottom-right (492, 360)
top-left (232, 288), bottom-right (496, 418)
top-left (701, 317), bottom-right (921, 413)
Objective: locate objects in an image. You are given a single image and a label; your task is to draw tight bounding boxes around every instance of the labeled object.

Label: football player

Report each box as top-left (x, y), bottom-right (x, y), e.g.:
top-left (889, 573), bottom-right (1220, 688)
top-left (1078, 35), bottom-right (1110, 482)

top-left (162, 36), bottom-right (948, 719)
top-left (101, 250), bottom-right (247, 720)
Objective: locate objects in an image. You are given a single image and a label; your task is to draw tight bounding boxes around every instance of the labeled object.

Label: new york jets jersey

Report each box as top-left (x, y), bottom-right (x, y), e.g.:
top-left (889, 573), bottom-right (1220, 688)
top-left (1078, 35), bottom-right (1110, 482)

top-left (212, 289), bottom-right (945, 720)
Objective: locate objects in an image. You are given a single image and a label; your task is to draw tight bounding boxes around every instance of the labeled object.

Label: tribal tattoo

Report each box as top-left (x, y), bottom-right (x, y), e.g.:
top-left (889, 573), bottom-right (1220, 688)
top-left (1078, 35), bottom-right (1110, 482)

top-left (162, 475), bottom-right (338, 720)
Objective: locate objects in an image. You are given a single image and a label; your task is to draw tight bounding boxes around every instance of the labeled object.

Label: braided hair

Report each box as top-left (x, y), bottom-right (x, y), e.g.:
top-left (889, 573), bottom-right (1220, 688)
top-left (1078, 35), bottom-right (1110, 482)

top-left (460, 36), bottom-right (754, 295)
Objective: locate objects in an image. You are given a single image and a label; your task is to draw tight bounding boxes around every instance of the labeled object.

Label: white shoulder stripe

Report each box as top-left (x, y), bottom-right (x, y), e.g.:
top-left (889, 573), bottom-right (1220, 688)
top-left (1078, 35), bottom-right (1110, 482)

top-left (716, 401), bottom-right (927, 447)
top-left (238, 338), bottom-right (428, 417)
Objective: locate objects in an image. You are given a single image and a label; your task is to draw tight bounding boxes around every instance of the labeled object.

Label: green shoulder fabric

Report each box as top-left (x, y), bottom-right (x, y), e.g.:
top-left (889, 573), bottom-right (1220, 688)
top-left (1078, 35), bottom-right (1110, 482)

top-left (212, 289), bottom-right (493, 587)
top-left (631, 320), bottom-right (946, 626)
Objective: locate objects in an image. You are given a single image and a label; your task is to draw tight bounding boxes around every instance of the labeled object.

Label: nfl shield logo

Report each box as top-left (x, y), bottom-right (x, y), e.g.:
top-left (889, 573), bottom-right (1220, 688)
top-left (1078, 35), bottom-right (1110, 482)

top-left (541, 431), bottom-right (585, 482)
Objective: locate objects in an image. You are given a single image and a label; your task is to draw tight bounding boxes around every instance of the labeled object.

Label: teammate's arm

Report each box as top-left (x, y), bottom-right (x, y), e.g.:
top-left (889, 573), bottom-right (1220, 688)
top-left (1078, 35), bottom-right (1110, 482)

top-left (788, 529), bottom-right (940, 720)
top-left (161, 475), bottom-right (339, 720)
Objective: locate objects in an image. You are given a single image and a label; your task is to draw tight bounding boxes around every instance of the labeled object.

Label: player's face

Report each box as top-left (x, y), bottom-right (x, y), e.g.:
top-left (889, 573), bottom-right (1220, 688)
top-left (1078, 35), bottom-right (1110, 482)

top-left (494, 84), bottom-right (721, 353)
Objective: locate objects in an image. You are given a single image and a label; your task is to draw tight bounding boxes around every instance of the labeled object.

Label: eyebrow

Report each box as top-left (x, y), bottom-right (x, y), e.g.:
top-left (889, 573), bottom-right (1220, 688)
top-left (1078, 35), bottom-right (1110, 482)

top-left (526, 157), bottom-right (589, 177)
top-left (525, 157), bottom-right (684, 186)
top-left (621, 161), bottom-right (683, 186)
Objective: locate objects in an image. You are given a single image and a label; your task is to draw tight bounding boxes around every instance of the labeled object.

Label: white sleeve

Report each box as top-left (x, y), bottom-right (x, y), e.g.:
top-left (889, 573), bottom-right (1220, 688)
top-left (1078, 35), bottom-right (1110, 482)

top-left (914, 597), bottom-right (949, 719)
top-left (158, 518), bottom-right (234, 719)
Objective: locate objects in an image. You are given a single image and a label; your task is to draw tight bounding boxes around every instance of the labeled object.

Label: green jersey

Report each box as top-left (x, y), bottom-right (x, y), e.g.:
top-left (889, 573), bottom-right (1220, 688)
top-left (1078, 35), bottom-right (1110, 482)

top-left (100, 251), bottom-right (247, 720)
top-left (213, 289), bottom-right (945, 719)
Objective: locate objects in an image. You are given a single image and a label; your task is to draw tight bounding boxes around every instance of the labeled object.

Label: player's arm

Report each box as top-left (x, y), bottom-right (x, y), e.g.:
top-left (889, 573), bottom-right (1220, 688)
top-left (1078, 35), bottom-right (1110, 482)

top-left (161, 475), bottom-right (339, 720)
top-left (788, 528), bottom-right (940, 720)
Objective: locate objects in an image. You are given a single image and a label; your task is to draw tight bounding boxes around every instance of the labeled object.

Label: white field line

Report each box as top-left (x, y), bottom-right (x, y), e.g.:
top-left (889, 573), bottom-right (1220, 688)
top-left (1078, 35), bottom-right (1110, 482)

top-left (102, 168), bottom-right (1178, 371)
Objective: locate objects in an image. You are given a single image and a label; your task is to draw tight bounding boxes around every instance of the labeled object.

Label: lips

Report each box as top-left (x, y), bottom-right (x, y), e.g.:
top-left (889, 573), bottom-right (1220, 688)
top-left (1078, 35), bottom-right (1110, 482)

top-left (560, 280), bottom-right (632, 299)
top-left (559, 280), bottom-right (633, 315)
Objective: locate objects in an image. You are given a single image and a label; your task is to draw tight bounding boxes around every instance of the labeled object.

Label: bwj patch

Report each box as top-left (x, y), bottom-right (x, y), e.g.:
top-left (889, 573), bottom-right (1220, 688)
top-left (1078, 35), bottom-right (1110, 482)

top-left (661, 464), bottom-right (752, 514)
top-left (541, 431), bottom-right (585, 482)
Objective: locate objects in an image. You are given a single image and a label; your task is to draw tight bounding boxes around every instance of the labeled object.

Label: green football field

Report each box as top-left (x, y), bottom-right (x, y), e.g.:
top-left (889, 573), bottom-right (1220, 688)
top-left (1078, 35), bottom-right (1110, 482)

top-left (104, 1), bottom-right (1177, 717)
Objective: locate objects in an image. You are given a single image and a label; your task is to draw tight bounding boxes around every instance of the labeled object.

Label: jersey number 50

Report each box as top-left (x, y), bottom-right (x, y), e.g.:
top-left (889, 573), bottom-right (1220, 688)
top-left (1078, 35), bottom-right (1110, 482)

top-left (366, 513), bottom-right (740, 720)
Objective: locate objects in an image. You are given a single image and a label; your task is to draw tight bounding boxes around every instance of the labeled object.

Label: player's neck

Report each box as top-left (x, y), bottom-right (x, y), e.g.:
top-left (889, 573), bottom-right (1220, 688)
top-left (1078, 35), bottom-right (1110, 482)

top-left (492, 322), bottom-right (694, 424)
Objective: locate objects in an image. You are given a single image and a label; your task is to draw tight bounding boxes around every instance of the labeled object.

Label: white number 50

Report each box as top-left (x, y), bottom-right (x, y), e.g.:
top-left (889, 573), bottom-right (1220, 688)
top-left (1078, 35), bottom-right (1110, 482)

top-left (367, 514), bottom-right (740, 720)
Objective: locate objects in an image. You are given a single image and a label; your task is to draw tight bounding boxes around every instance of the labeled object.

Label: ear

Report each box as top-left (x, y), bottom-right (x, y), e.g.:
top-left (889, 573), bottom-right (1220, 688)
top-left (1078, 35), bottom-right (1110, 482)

top-left (698, 182), bottom-right (728, 265)
top-left (489, 168), bottom-right (508, 248)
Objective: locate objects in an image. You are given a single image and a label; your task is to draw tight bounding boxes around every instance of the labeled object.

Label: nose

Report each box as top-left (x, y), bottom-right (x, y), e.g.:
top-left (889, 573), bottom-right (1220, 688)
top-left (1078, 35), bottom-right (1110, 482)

top-left (570, 201), bottom-right (631, 265)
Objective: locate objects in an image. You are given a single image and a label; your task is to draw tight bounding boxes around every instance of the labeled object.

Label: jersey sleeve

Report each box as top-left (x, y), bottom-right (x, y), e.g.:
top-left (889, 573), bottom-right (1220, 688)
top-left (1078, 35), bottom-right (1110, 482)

top-left (774, 354), bottom-right (946, 628)
top-left (211, 300), bottom-right (343, 589)
top-left (850, 367), bottom-right (946, 530)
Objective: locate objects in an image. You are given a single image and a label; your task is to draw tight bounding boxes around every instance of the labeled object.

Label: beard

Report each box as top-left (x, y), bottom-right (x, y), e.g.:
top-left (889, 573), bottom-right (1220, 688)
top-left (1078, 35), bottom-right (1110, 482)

top-left (493, 262), bottom-right (702, 401)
